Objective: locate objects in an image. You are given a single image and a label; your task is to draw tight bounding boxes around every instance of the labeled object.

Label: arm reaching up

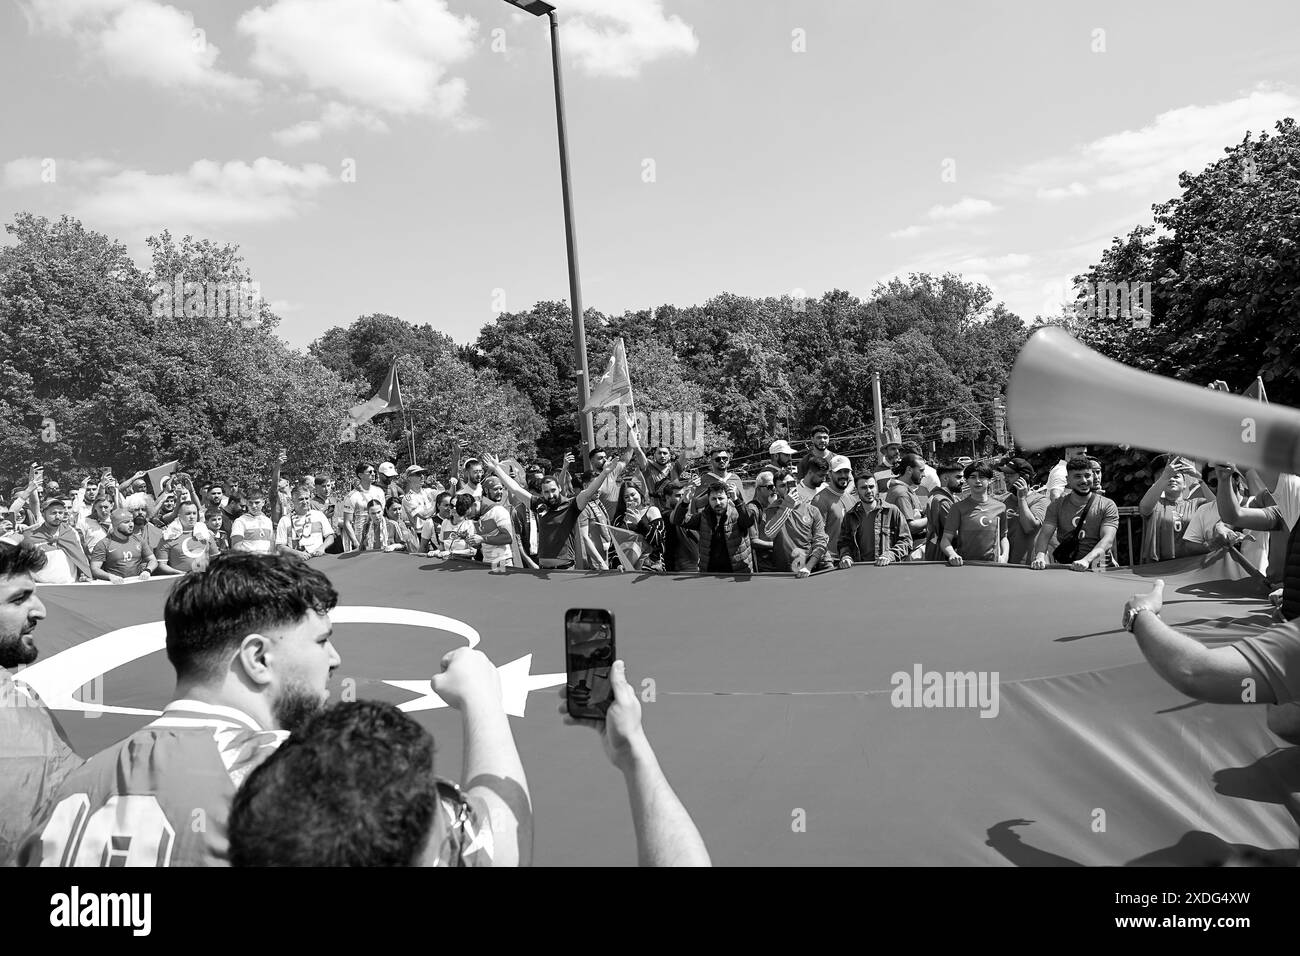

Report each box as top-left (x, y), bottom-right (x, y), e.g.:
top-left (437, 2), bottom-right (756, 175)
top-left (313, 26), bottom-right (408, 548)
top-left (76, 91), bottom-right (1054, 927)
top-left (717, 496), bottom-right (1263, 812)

top-left (560, 660), bottom-right (711, 867)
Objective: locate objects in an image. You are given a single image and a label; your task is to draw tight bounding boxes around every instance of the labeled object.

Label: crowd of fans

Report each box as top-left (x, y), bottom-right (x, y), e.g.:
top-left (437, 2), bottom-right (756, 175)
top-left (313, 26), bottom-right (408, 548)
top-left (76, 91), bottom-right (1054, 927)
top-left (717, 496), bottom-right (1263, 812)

top-left (5, 420), bottom-right (1293, 585)
top-left (1, 416), bottom-right (1297, 869)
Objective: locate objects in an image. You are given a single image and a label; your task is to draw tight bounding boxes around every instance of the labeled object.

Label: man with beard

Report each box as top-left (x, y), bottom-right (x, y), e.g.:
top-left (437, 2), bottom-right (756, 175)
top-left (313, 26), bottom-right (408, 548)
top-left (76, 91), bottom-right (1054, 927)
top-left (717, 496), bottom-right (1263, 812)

top-left (18, 552), bottom-right (342, 867)
top-left (484, 453), bottom-right (614, 568)
top-left (90, 508), bottom-right (157, 582)
top-left (1030, 456), bottom-right (1120, 572)
top-left (924, 461), bottom-right (964, 561)
top-left (886, 453), bottom-right (929, 560)
top-left (759, 476), bottom-right (830, 577)
top-left (476, 476), bottom-right (523, 568)
top-left (838, 473), bottom-right (912, 566)
top-left (805, 425), bottom-right (834, 467)
top-left (660, 481), bottom-right (700, 572)
top-left (0, 538), bottom-right (82, 867)
top-left (22, 499), bottom-right (92, 583)
top-left (768, 440), bottom-right (797, 479)
top-left (127, 494), bottom-right (168, 556)
top-left (156, 501), bottom-right (221, 574)
top-left (813, 456), bottom-right (855, 565)
top-left (675, 481), bottom-right (758, 574)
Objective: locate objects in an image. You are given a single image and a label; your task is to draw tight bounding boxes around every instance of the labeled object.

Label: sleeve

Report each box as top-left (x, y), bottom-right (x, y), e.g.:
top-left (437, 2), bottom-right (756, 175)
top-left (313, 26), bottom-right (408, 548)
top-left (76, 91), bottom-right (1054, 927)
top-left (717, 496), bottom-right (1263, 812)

top-left (1273, 474), bottom-right (1300, 530)
top-left (275, 516), bottom-right (289, 547)
top-left (892, 507), bottom-right (913, 561)
top-left (1029, 493), bottom-right (1049, 522)
top-left (941, 500), bottom-right (962, 536)
top-left (1234, 624), bottom-right (1300, 704)
top-left (1182, 502), bottom-right (1215, 546)
top-left (1099, 497), bottom-right (1120, 533)
top-left (90, 538), bottom-right (107, 563)
top-left (1043, 497), bottom-right (1062, 533)
top-left (153, 537), bottom-right (170, 562)
top-left (807, 506), bottom-right (830, 570)
top-left (837, 511), bottom-right (859, 562)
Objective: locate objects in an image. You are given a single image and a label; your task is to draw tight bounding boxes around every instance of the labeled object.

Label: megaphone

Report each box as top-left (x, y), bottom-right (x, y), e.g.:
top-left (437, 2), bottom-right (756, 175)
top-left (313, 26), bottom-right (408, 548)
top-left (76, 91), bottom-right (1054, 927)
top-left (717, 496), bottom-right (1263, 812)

top-left (1007, 327), bottom-right (1300, 474)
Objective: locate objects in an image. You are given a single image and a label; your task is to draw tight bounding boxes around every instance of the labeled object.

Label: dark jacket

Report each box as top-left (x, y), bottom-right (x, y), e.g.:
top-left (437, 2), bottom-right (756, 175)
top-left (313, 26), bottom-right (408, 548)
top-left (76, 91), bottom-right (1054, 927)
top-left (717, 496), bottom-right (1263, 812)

top-left (839, 501), bottom-right (912, 563)
top-left (673, 499), bottom-right (755, 573)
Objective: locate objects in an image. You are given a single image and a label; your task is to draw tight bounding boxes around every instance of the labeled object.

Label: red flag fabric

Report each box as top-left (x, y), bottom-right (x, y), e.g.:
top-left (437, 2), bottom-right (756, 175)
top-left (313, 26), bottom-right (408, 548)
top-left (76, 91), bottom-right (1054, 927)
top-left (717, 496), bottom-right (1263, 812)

top-left (582, 338), bottom-right (633, 414)
top-left (16, 549), bottom-right (1296, 866)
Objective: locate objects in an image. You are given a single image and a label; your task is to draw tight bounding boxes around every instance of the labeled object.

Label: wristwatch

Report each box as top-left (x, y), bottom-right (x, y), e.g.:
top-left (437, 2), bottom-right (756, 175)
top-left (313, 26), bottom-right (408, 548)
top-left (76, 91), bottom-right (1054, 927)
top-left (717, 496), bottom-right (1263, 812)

top-left (1122, 604), bottom-right (1156, 632)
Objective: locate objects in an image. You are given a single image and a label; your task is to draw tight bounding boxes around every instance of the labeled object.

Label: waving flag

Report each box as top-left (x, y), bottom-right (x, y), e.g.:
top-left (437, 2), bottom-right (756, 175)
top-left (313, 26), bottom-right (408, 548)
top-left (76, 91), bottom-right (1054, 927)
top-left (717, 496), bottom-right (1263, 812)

top-left (340, 359), bottom-right (405, 442)
top-left (582, 338), bottom-right (633, 414)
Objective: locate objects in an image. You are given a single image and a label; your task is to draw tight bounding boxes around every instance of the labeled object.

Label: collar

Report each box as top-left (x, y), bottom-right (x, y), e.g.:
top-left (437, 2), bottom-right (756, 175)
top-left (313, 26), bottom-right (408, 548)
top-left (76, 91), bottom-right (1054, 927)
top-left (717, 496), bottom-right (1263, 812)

top-left (152, 698), bottom-right (265, 732)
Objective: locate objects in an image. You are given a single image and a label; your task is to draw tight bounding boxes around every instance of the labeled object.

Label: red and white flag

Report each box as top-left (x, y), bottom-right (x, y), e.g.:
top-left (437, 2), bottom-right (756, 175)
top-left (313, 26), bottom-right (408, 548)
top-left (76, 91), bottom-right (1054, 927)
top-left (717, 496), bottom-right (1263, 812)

top-left (582, 339), bottom-right (633, 414)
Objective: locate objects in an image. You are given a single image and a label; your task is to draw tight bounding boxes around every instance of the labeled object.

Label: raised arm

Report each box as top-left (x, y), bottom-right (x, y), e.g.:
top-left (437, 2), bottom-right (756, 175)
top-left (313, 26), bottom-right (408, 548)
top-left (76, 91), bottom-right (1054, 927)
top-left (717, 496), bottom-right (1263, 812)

top-left (481, 452), bottom-right (534, 506)
top-left (1214, 465), bottom-right (1283, 531)
top-left (577, 458), bottom-right (619, 512)
top-left (627, 415), bottom-right (649, 471)
top-left (432, 649), bottom-right (533, 867)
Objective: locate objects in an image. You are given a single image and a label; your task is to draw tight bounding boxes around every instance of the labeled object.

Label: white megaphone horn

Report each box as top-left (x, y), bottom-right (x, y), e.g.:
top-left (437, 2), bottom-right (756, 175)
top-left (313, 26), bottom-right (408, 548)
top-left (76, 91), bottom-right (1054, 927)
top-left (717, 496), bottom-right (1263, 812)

top-left (1007, 327), bottom-right (1300, 474)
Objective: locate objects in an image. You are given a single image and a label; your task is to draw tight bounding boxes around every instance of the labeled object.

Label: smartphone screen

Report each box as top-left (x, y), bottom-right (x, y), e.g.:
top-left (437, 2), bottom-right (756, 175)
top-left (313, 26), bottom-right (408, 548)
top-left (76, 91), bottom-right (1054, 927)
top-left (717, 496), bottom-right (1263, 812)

top-left (565, 608), bottom-right (615, 720)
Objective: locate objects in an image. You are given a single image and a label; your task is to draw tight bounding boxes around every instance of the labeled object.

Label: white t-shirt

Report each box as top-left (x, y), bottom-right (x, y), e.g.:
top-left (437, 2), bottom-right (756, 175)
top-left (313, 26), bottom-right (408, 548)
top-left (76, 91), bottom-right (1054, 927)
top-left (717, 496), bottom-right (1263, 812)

top-left (477, 503), bottom-right (514, 565)
top-left (919, 464), bottom-right (940, 494)
top-left (230, 513), bottom-right (275, 553)
top-left (345, 486), bottom-right (387, 541)
top-left (276, 510), bottom-right (332, 555)
top-left (1184, 500), bottom-right (1269, 571)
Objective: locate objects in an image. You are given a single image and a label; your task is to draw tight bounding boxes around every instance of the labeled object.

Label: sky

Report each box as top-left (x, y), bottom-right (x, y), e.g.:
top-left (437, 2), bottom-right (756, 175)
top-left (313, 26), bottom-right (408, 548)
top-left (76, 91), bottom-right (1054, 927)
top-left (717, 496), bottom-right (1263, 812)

top-left (3, 0), bottom-right (1299, 350)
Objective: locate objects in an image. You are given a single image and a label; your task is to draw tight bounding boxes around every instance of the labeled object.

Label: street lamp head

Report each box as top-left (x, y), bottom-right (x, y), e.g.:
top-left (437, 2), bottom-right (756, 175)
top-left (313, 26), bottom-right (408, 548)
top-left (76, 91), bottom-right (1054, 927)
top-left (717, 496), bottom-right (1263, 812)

top-left (502, 0), bottom-right (555, 15)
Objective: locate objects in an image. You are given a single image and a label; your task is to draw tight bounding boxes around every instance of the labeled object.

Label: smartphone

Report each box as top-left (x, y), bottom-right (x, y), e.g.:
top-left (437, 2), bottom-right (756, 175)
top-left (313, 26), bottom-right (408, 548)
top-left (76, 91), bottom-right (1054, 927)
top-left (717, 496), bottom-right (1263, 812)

top-left (565, 608), bottom-right (616, 720)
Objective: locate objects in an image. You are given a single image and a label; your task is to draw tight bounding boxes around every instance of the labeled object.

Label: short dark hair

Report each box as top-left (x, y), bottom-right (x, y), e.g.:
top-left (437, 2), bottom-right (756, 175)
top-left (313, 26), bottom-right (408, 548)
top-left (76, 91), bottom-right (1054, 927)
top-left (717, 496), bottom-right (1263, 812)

top-left (434, 491), bottom-right (452, 509)
top-left (228, 700), bottom-right (437, 867)
top-left (900, 442), bottom-right (922, 456)
top-left (894, 453), bottom-right (925, 475)
top-left (587, 447), bottom-right (606, 460)
top-left (662, 481), bottom-right (684, 496)
top-left (0, 539), bottom-right (48, 578)
top-left (936, 459), bottom-right (964, 477)
top-left (707, 481), bottom-right (729, 496)
top-left (314, 476), bottom-right (330, 488)
top-left (963, 463), bottom-right (995, 480)
top-left (164, 552), bottom-right (338, 681)
top-left (455, 493), bottom-right (476, 517)
top-left (798, 455), bottom-right (829, 479)
top-left (1066, 456), bottom-right (1093, 474)
top-left (354, 463), bottom-right (373, 477)
top-left (810, 424), bottom-right (830, 438)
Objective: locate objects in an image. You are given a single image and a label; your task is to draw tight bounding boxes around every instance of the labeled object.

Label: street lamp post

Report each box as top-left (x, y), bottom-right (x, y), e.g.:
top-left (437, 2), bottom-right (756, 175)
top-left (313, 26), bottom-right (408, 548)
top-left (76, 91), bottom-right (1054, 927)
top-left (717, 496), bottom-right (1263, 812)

top-left (501, 0), bottom-right (593, 455)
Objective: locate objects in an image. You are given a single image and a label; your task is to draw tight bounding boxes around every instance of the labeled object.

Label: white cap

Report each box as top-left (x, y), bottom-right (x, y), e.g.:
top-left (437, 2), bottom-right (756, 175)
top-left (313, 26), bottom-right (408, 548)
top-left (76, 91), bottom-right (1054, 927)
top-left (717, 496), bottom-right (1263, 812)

top-left (829, 455), bottom-right (852, 473)
top-left (769, 440), bottom-right (796, 456)
top-left (377, 462), bottom-right (399, 478)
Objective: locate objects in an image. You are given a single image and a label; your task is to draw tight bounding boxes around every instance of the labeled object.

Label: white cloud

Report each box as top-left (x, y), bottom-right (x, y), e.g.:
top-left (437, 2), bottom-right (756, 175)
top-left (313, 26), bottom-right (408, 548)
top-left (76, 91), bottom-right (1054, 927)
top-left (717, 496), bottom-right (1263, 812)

top-left (557, 0), bottom-right (698, 78)
top-left (1014, 85), bottom-right (1300, 197)
top-left (956, 253), bottom-right (1032, 272)
top-left (888, 224), bottom-right (928, 239)
top-left (72, 158), bottom-right (335, 230)
top-left (21, 0), bottom-right (256, 99)
top-left (926, 197), bottom-right (998, 222)
top-left (239, 0), bottom-right (477, 123)
top-left (273, 102), bottom-right (391, 146)
top-left (3, 156), bottom-right (121, 188)
top-left (1036, 182), bottom-right (1088, 201)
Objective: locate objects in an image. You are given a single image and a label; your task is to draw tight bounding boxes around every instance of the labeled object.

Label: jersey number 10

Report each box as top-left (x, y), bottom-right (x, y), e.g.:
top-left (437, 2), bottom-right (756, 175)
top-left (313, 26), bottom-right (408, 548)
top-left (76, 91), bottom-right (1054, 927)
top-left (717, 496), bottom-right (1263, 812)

top-left (35, 794), bottom-right (176, 867)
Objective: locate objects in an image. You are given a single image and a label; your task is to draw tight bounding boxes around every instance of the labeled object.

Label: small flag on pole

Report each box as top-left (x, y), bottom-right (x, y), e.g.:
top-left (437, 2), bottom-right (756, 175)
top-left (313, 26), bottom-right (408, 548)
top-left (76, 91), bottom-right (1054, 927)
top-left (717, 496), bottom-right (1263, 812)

top-left (582, 338), bottom-right (634, 414)
top-left (339, 359), bottom-right (404, 443)
top-left (1243, 377), bottom-right (1269, 403)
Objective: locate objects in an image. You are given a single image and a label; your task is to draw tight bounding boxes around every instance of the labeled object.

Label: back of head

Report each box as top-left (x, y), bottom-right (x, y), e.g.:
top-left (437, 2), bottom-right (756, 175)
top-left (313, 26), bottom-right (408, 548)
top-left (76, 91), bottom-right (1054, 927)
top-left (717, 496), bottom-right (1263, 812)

top-left (228, 700), bottom-right (437, 866)
top-left (798, 456), bottom-right (828, 481)
top-left (894, 453), bottom-right (924, 476)
top-left (0, 538), bottom-right (47, 579)
top-left (164, 552), bottom-right (338, 683)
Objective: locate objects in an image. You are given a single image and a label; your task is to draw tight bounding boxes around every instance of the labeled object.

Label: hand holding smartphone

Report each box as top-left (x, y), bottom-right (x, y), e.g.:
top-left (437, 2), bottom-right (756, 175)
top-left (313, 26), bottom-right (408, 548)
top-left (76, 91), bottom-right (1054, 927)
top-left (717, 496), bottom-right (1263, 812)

top-left (565, 608), bottom-right (616, 720)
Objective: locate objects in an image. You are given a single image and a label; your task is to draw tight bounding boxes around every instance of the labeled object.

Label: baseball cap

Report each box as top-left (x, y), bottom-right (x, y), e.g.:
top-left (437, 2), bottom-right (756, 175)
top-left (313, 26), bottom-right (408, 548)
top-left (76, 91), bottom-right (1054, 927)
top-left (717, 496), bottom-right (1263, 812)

top-left (1000, 457), bottom-right (1036, 481)
top-left (769, 440), bottom-right (796, 456)
top-left (403, 465), bottom-right (427, 477)
top-left (829, 455), bottom-right (852, 473)
top-left (40, 497), bottom-right (67, 512)
top-left (377, 462), bottom-right (399, 478)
